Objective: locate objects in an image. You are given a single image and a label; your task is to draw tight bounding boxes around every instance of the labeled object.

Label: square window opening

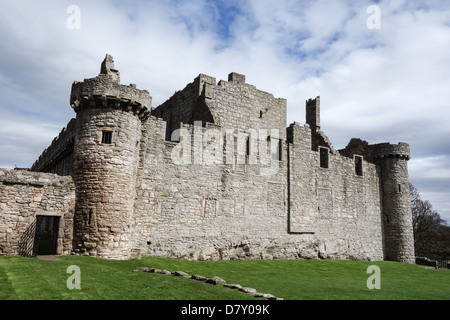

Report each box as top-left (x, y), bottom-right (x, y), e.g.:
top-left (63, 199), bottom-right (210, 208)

top-left (101, 131), bottom-right (113, 144)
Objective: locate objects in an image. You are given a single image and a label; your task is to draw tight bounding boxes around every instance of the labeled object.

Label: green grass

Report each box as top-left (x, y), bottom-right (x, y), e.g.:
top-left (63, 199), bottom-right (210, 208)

top-left (0, 255), bottom-right (448, 300)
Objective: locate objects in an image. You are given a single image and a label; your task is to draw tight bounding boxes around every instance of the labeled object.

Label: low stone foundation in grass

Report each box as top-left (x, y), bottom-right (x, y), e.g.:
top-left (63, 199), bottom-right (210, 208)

top-left (133, 267), bottom-right (283, 300)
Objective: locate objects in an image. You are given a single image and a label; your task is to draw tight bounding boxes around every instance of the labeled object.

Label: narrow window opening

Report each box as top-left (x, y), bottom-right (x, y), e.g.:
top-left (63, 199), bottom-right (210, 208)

top-left (355, 155), bottom-right (363, 176)
top-left (260, 110), bottom-right (263, 118)
top-left (101, 131), bottom-right (112, 144)
top-left (278, 139), bottom-right (282, 161)
top-left (271, 139), bottom-right (282, 161)
top-left (319, 147), bottom-right (329, 169)
top-left (88, 209), bottom-right (93, 226)
top-left (246, 136), bottom-right (250, 156)
top-left (398, 184), bottom-right (402, 193)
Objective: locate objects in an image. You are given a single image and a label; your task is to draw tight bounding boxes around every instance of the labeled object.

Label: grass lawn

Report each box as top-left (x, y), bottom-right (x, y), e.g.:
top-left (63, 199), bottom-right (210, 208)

top-left (0, 255), bottom-right (448, 300)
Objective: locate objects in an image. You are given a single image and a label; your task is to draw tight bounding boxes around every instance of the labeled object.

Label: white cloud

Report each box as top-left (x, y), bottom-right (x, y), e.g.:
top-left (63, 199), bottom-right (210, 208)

top-left (409, 155), bottom-right (450, 223)
top-left (410, 156), bottom-right (450, 180)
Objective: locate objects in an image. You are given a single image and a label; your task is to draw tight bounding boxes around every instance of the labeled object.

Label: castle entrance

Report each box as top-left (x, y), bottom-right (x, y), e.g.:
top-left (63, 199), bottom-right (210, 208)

top-left (33, 216), bottom-right (60, 255)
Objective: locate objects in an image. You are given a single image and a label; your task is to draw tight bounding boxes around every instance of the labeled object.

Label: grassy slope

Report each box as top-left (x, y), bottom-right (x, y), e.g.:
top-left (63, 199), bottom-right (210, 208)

top-left (0, 255), bottom-right (448, 300)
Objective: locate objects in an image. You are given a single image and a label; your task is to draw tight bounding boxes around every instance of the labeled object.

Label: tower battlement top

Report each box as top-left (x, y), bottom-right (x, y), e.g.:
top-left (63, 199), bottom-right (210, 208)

top-left (100, 54), bottom-right (120, 82)
top-left (70, 54), bottom-right (151, 119)
top-left (371, 142), bottom-right (411, 160)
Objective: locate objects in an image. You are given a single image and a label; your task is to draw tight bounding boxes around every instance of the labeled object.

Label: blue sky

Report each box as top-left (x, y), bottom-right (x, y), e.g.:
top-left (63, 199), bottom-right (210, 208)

top-left (0, 0), bottom-right (449, 222)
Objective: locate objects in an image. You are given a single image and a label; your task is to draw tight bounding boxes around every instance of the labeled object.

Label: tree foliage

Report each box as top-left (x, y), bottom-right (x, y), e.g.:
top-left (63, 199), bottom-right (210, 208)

top-left (410, 183), bottom-right (450, 260)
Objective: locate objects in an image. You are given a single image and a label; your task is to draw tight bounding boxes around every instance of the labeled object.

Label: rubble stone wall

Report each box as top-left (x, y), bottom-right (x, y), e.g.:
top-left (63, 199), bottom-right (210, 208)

top-left (0, 169), bottom-right (75, 256)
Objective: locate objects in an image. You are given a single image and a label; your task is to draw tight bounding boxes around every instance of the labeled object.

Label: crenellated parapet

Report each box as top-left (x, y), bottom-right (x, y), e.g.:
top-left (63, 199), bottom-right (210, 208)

top-left (70, 55), bottom-right (152, 120)
top-left (31, 118), bottom-right (76, 176)
top-left (370, 142), bottom-right (411, 160)
top-left (340, 140), bottom-right (410, 163)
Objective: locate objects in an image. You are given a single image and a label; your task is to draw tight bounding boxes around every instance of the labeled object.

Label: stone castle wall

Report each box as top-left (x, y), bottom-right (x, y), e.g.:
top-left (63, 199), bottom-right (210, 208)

top-left (0, 55), bottom-right (414, 262)
top-left (131, 118), bottom-right (294, 260)
top-left (287, 123), bottom-right (384, 260)
top-left (128, 72), bottom-right (386, 261)
top-left (0, 169), bottom-right (75, 256)
top-left (31, 118), bottom-right (76, 176)
top-left (128, 115), bottom-right (384, 261)
top-left (152, 73), bottom-right (287, 141)
top-left (151, 74), bottom-right (215, 140)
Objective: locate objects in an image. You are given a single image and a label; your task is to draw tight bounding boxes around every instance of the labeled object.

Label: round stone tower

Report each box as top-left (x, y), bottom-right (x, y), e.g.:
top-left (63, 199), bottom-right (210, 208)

top-left (70, 54), bottom-right (151, 259)
top-left (374, 143), bottom-right (415, 263)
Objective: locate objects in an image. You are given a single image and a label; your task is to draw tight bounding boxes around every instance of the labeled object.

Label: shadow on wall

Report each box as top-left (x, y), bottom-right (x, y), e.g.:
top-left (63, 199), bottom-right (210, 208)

top-left (18, 218), bottom-right (36, 257)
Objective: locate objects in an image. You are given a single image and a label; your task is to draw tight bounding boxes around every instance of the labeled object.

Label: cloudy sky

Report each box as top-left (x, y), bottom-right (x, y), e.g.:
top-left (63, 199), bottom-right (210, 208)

top-left (0, 0), bottom-right (449, 222)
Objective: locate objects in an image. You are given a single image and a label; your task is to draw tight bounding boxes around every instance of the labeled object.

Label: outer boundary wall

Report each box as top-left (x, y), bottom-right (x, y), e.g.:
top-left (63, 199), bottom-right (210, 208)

top-left (0, 169), bottom-right (75, 256)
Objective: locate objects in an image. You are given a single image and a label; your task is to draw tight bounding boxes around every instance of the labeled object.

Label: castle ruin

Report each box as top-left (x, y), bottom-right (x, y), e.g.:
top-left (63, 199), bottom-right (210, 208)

top-left (0, 55), bottom-right (415, 263)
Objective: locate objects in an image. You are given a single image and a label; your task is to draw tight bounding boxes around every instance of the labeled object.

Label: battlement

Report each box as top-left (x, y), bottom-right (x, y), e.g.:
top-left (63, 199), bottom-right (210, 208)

top-left (228, 72), bottom-right (246, 84)
top-left (70, 55), bottom-right (152, 120)
top-left (31, 118), bottom-right (76, 175)
top-left (306, 96), bottom-right (320, 132)
top-left (370, 142), bottom-right (411, 160)
top-left (340, 139), bottom-right (411, 162)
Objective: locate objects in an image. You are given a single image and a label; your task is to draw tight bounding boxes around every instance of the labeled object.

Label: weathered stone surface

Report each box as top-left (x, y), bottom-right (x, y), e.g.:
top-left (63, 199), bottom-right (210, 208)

top-left (0, 54), bottom-right (415, 264)
top-left (191, 274), bottom-right (207, 281)
top-left (0, 169), bottom-right (75, 256)
top-left (133, 267), bottom-right (283, 300)
top-left (224, 283), bottom-right (243, 290)
top-left (205, 276), bottom-right (227, 285)
top-left (157, 269), bottom-right (172, 275)
top-left (240, 287), bottom-right (257, 294)
top-left (173, 271), bottom-right (191, 278)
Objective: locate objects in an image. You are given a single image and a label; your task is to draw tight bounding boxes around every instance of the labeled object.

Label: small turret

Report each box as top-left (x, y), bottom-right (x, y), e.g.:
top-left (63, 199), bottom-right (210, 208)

top-left (306, 96), bottom-right (320, 133)
top-left (306, 96), bottom-right (322, 151)
top-left (71, 54), bottom-right (151, 259)
top-left (70, 54), bottom-right (151, 119)
top-left (372, 142), bottom-right (415, 263)
top-left (100, 54), bottom-right (120, 83)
